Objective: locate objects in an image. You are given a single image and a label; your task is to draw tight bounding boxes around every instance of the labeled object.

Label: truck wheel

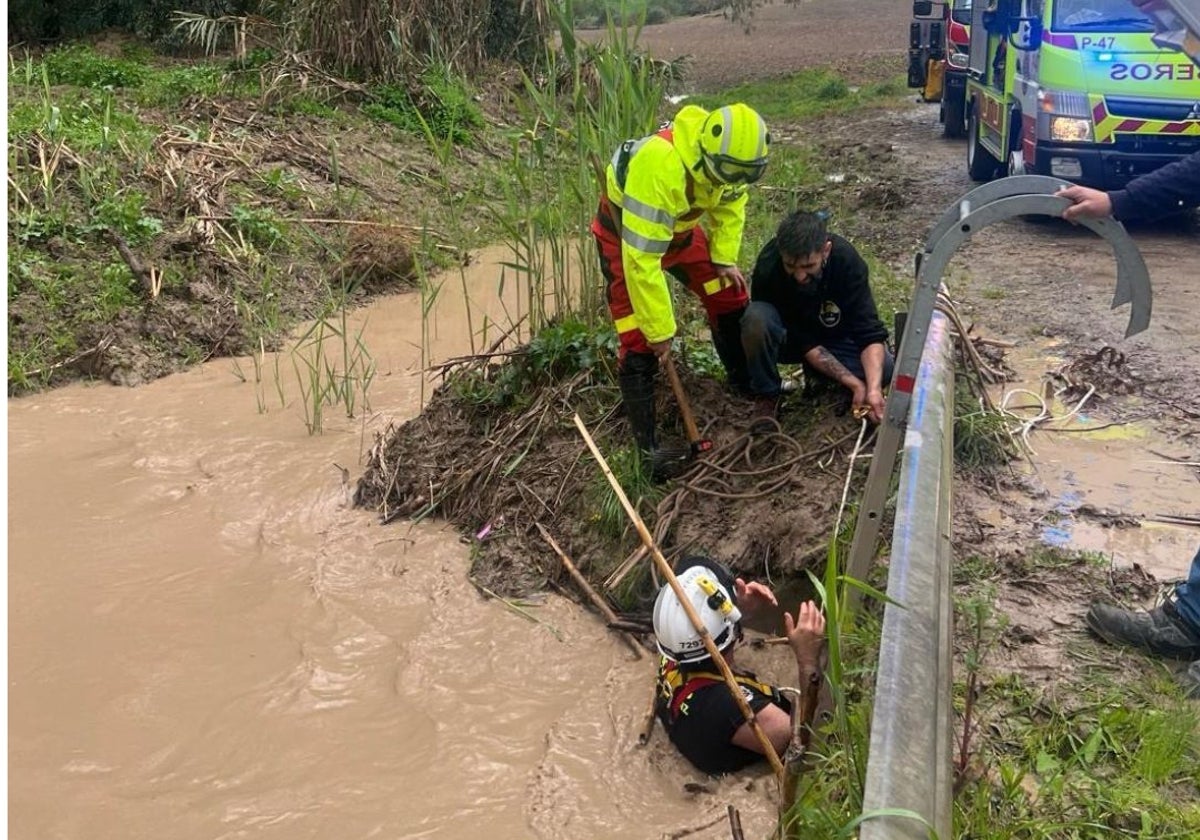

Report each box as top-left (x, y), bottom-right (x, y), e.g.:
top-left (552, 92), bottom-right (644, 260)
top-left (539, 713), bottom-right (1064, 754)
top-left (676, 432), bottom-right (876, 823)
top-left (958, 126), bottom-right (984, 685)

top-left (967, 110), bottom-right (1001, 182)
top-left (943, 93), bottom-right (966, 139)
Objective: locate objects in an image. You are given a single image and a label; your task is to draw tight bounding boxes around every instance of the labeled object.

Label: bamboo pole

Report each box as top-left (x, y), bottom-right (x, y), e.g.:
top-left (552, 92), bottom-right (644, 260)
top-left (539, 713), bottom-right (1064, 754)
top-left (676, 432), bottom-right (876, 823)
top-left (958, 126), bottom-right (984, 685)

top-left (572, 413), bottom-right (785, 780)
top-left (536, 522), bottom-right (644, 660)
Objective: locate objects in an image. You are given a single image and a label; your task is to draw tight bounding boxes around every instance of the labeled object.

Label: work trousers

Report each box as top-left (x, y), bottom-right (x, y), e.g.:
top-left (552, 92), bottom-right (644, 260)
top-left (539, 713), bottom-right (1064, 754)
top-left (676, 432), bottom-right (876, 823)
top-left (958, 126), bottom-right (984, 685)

top-left (591, 205), bottom-right (748, 364)
top-left (1174, 545), bottom-right (1200, 635)
top-left (741, 300), bottom-right (895, 398)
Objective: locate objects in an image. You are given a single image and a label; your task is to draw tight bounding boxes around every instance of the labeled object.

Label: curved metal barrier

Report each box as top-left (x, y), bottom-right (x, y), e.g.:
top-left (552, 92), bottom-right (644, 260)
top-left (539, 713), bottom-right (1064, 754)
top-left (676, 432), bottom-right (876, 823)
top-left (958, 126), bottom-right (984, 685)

top-left (848, 176), bottom-right (1154, 839)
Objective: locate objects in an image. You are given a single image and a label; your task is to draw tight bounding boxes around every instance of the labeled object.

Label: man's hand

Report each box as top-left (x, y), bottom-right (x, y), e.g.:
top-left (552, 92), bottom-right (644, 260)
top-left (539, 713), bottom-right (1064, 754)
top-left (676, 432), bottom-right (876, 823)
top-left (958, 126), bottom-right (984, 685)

top-left (734, 577), bottom-right (777, 618)
top-left (648, 339), bottom-right (672, 360)
top-left (863, 387), bottom-right (886, 424)
top-left (714, 264), bottom-right (747, 296)
top-left (849, 380), bottom-right (868, 416)
top-left (784, 600), bottom-right (826, 668)
top-left (1058, 185), bottom-right (1113, 222)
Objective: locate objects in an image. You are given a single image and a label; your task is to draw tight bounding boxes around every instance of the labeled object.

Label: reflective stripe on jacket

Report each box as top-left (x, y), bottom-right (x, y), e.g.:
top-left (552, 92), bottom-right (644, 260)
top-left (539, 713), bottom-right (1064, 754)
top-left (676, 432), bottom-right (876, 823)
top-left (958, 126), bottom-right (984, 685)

top-left (603, 105), bottom-right (749, 344)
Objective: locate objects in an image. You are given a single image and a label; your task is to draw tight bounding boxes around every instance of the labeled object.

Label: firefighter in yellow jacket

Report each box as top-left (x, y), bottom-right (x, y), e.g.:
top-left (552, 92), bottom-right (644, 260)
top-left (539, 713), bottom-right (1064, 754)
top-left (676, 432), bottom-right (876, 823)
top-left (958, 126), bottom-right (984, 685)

top-left (591, 103), bottom-right (769, 475)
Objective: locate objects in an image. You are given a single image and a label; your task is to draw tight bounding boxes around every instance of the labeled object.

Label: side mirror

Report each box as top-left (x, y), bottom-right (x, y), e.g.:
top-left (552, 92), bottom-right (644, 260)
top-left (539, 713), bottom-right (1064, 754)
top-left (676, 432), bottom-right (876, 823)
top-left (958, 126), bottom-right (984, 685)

top-left (1011, 16), bottom-right (1043, 51)
top-left (913, 1), bottom-right (935, 16)
top-left (1027, 17), bottom-right (1043, 50)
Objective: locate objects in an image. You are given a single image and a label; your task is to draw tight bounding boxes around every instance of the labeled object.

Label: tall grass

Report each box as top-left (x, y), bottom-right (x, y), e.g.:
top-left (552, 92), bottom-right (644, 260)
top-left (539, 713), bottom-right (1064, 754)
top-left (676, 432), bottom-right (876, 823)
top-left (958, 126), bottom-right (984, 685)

top-left (290, 277), bottom-right (377, 435)
top-left (484, 1), bottom-right (673, 339)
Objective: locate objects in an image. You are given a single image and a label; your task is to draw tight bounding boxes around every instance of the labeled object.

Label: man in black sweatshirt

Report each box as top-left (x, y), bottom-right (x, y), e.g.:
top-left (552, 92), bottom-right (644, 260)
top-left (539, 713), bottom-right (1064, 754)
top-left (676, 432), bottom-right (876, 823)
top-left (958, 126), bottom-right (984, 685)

top-left (741, 211), bottom-right (893, 430)
top-left (1059, 151), bottom-right (1200, 223)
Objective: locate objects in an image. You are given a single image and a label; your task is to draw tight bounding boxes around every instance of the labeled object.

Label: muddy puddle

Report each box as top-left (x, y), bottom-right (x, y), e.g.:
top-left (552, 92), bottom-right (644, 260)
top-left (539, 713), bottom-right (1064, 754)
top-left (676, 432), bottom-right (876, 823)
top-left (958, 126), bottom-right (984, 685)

top-left (988, 339), bottom-right (1200, 582)
top-left (8, 245), bottom-right (806, 840)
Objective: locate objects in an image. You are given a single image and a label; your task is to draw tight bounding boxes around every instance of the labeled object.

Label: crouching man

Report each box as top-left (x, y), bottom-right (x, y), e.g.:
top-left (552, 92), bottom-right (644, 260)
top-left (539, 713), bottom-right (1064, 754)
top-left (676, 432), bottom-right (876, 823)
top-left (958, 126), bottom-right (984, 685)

top-left (652, 557), bottom-right (826, 775)
top-left (742, 211), bottom-right (894, 430)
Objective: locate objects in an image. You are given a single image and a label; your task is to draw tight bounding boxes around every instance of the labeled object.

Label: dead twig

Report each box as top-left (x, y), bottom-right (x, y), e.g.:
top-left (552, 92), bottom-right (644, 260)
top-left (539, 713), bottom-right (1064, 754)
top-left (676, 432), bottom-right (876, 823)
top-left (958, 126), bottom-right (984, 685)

top-left (107, 228), bottom-right (158, 299)
top-left (537, 522), bottom-right (644, 660)
top-left (17, 335), bottom-right (115, 381)
top-left (638, 675), bottom-right (660, 747)
top-left (469, 578), bottom-right (564, 642)
top-left (663, 812), bottom-right (729, 840)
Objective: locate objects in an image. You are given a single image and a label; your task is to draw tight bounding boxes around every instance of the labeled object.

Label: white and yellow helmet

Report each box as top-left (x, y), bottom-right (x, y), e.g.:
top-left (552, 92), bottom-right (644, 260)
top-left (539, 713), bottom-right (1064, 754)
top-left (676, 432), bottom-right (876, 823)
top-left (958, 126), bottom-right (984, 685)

top-left (699, 103), bottom-right (770, 185)
top-left (652, 560), bottom-right (743, 663)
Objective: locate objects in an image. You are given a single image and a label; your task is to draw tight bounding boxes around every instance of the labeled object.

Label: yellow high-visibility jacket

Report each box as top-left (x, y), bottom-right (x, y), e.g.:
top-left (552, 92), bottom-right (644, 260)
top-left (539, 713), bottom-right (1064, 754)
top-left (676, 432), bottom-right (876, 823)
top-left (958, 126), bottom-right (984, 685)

top-left (604, 105), bottom-right (749, 344)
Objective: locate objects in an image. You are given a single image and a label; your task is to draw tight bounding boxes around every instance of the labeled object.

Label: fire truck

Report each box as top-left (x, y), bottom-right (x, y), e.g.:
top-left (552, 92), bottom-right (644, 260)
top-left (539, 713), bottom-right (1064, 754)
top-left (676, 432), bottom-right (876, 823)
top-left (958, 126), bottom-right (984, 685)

top-left (908, 0), bottom-right (973, 137)
top-left (962, 0), bottom-right (1200, 186)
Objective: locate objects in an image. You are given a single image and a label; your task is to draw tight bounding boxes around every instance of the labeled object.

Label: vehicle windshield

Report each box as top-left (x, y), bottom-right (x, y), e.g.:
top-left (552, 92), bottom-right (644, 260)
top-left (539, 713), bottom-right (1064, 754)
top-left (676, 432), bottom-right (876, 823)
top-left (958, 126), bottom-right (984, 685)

top-left (952, 0), bottom-right (972, 26)
top-left (1051, 0), bottom-right (1155, 32)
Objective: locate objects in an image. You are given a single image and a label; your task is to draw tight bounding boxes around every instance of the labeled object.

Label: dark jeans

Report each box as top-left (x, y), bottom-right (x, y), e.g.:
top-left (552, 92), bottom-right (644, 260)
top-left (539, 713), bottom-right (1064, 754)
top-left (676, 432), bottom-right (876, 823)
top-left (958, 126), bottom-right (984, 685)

top-left (1174, 545), bottom-right (1200, 634)
top-left (741, 300), bottom-right (894, 397)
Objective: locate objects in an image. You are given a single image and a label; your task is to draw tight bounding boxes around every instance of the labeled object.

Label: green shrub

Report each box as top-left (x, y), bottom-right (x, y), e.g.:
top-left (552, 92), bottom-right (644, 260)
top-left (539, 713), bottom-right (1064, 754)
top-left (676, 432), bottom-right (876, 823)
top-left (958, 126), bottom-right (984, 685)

top-left (93, 191), bottom-right (164, 245)
top-left (41, 45), bottom-right (148, 89)
top-left (644, 5), bottom-right (671, 24)
top-left (364, 65), bottom-right (483, 144)
top-left (813, 75), bottom-right (849, 101)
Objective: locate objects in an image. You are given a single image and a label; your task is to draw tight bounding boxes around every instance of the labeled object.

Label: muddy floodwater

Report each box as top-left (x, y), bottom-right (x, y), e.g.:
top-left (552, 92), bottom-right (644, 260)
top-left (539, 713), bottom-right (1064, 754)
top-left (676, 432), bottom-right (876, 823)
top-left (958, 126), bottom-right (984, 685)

top-left (8, 246), bottom-right (796, 840)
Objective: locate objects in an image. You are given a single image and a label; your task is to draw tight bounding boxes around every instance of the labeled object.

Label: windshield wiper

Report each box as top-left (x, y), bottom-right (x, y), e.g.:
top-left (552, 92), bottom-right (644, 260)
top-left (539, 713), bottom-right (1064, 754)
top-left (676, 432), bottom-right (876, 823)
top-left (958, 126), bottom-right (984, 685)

top-left (1065, 17), bottom-right (1154, 30)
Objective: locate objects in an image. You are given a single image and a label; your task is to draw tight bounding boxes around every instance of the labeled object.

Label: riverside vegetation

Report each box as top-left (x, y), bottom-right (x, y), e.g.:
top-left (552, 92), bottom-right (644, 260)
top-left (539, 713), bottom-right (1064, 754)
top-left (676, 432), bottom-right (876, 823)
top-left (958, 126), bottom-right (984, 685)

top-left (9, 4), bottom-right (1199, 837)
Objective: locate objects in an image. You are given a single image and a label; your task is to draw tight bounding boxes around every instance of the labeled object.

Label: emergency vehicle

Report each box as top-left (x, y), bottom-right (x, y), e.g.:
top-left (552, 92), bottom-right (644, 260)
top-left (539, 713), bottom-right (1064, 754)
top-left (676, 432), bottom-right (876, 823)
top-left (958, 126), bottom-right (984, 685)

top-left (908, 0), bottom-right (973, 137)
top-left (963, 0), bottom-right (1200, 186)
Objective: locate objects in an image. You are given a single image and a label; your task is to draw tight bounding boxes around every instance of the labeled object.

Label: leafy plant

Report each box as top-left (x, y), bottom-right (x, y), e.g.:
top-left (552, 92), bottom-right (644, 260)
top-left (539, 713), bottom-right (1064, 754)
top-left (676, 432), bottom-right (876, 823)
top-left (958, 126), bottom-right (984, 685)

top-left (40, 45), bottom-right (148, 89)
top-left (363, 65), bottom-right (483, 144)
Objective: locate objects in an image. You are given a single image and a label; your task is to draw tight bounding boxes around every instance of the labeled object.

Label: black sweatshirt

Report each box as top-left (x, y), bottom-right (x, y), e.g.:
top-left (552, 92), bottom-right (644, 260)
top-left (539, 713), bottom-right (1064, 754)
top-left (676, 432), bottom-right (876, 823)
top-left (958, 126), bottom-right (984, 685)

top-left (749, 233), bottom-right (889, 355)
top-left (1110, 151), bottom-right (1200, 222)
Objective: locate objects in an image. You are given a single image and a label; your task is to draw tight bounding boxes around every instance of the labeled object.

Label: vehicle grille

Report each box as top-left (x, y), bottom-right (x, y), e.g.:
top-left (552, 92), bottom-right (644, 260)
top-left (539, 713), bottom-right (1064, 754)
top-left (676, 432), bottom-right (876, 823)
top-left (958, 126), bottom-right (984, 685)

top-left (1105, 96), bottom-right (1199, 121)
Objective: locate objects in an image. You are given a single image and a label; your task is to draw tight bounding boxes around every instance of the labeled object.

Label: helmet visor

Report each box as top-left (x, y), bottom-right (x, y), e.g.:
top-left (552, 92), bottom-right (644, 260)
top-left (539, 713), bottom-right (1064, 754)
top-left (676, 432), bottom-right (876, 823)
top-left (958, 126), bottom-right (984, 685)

top-left (704, 152), bottom-right (767, 185)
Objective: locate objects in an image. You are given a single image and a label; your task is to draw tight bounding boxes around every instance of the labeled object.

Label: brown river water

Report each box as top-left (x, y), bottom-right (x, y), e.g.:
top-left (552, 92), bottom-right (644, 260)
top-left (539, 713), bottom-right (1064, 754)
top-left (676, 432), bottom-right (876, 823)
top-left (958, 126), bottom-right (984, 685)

top-left (8, 247), bottom-right (785, 840)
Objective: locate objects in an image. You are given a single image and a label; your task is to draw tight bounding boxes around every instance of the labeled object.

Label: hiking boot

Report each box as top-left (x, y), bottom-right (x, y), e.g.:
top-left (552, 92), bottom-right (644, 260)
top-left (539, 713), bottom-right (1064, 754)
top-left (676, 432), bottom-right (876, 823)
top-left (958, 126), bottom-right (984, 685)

top-left (1085, 599), bottom-right (1200, 660)
top-left (749, 394), bottom-right (781, 434)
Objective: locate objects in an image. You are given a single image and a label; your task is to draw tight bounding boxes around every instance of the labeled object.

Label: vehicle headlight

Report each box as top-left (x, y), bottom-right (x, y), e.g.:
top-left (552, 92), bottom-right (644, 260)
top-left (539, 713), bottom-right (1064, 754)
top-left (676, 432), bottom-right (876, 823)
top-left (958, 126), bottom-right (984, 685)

top-left (1049, 116), bottom-right (1093, 143)
top-left (948, 50), bottom-right (969, 69)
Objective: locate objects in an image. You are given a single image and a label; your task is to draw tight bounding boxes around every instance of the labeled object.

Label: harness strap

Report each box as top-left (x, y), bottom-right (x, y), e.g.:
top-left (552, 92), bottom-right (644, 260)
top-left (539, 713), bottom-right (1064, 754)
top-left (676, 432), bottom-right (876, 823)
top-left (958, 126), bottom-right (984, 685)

top-left (661, 666), bottom-right (777, 721)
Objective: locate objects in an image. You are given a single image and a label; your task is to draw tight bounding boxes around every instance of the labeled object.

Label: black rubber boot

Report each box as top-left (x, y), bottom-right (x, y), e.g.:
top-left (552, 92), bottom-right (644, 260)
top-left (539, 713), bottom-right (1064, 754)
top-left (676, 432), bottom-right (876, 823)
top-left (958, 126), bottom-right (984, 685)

top-left (712, 308), bottom-right (750, 395)
top-left (619, 352), bottom-right (689, 481)
top-left (619, 352), bottom-right (659, 453)
top-left (1085, 598), bottom-right (1200, 660)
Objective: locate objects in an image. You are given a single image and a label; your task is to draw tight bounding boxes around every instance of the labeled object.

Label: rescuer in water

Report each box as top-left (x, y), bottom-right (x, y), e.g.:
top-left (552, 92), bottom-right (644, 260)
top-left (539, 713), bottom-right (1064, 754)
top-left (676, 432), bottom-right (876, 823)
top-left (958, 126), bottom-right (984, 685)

top-left (652, 557), bottom-right (826, 775)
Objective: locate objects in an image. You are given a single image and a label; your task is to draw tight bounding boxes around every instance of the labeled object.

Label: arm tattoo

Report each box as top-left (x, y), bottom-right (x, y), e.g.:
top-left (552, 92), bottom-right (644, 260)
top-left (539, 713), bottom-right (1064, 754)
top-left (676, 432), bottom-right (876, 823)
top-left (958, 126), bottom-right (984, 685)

top-left (811, 347), bottom-right (855, 385)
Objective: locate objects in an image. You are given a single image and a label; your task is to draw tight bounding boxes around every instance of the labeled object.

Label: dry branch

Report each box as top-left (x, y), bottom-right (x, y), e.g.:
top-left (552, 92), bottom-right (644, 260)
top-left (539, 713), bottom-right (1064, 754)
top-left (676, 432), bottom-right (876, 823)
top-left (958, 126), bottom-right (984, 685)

top-left (537, 523), bottom-right (644, 660)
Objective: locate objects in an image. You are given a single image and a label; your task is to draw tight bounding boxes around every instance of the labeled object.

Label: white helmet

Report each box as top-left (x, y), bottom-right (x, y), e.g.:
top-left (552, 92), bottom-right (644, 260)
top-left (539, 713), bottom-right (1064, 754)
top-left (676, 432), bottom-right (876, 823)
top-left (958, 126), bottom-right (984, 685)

top-left (652, 561), bottom-right (743, 663)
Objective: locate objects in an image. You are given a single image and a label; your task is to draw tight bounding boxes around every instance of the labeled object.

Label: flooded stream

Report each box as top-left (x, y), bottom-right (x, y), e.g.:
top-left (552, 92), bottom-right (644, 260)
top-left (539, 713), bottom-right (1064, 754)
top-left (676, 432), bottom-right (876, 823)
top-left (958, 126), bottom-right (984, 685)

top-left (8, 247), bottom-right (784, 840)
top-left (12, 243), bottom-right (1198, 839)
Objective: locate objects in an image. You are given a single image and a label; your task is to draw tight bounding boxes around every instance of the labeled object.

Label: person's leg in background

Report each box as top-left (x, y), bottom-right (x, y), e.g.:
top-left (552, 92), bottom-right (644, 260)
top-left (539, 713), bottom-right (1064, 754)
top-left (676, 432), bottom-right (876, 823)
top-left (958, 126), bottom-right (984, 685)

top-left (1086, 545), bottom-right (1200, 667)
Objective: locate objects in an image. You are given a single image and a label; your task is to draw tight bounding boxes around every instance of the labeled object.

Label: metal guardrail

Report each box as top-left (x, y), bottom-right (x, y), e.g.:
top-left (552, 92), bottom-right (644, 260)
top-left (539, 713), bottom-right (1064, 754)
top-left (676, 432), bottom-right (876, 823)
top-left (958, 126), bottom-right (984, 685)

top-left (852, 176), bottom-right (1155, 839)
top-left (859, 311), bottom-right (955, 840)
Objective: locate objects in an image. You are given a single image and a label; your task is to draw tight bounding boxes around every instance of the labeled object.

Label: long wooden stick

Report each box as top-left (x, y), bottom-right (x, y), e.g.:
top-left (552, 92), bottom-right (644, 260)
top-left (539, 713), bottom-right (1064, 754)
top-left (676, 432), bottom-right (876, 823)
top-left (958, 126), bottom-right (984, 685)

top-left (638, 675), bottom-right (659, 746)
top-left (572, 413), bottom-right (785, 780)
top-left (536, 522), bottom-right (644, 660)
top-left (663, 356), bottom-right (708, 453)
